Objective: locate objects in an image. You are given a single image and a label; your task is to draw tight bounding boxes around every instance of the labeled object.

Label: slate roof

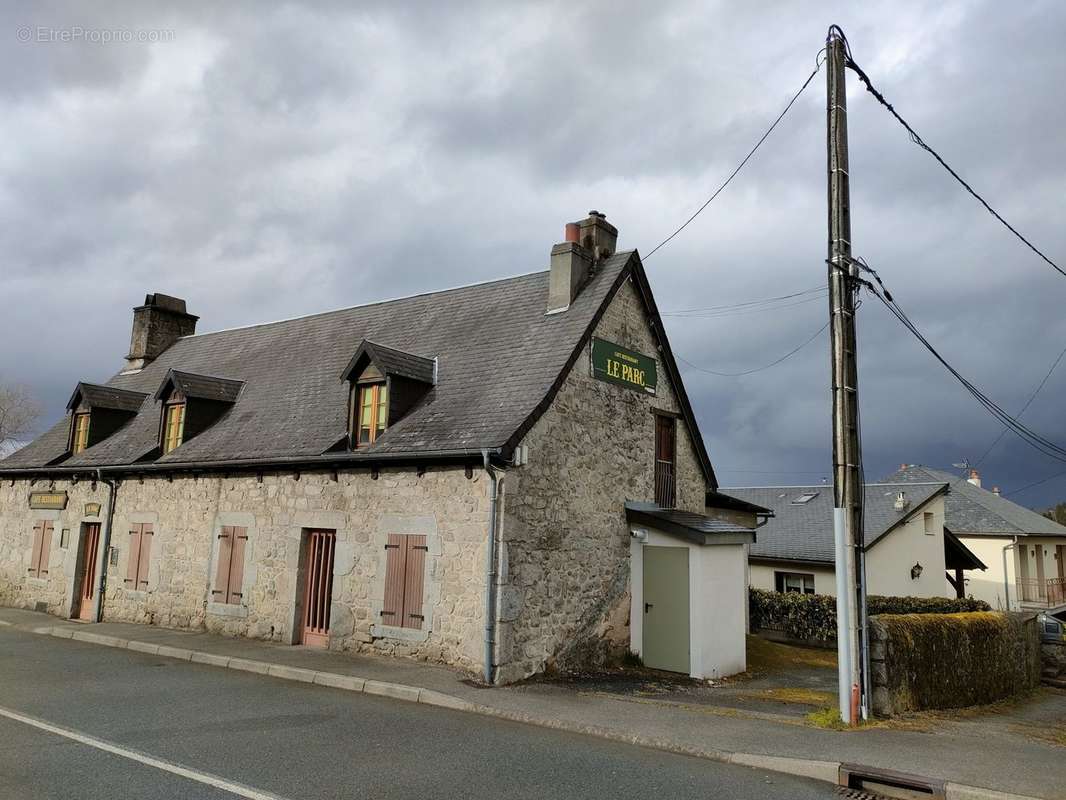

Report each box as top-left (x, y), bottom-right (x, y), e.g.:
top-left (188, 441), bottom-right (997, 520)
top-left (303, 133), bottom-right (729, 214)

top-left (624, 504), bottom-right (755, 545)
top-left (722, 483), bottom-right (948, 564)
top-left (155, 370), bottom-right (244, 403)
top-left (66, 383), bottom-right (148, 413)
top-left (881, 465), bottom-right (1066, 538)
top-left (2, 252), bottom-right (715, 484)
top-left (341, 340), bottom-right (435, 385)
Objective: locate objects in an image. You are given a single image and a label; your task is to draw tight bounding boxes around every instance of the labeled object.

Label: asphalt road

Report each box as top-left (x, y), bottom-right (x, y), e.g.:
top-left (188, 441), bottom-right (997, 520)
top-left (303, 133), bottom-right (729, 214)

top-left (0, 628), bottom-right (836, 799)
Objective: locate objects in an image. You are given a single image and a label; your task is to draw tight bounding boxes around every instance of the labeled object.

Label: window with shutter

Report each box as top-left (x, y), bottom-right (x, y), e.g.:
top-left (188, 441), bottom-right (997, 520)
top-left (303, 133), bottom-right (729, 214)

top-left (125, 523), bottom-right (153, 590)
top-left (381, 534), bottom-right (428, 630)
top-left (212, 526), bottom-right (248, 605)
top-left (28, 521), bottom-right (54, 578)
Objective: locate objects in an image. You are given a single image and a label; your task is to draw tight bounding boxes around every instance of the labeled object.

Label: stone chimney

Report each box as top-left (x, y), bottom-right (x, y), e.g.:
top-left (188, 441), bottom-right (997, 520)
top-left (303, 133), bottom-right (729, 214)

top-left (894, 491), bottom-right (909, 512)
top-left (992, 486), bottom-right (1001, 496)
top-left (967, 468), bottom-right (982, 488)
top-left (547, 211), bottom-right (618, 314)
top-left (125, 293), bottom-right (198, 372)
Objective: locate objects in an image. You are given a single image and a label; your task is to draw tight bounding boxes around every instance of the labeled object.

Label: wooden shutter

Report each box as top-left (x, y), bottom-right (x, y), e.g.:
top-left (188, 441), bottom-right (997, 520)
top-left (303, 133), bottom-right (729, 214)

top-left (381, 534), bottom-right (406, 626)
top-left (402, 535), bottom-right (427, 629)
top-left (38, 522), bottom-right (53, 577)
top-left (125, 526), bottom-right (142, 586)
top-left (137, 524), bottom-right (153, 589)
top-left (227, 527), bottom-right (247, 604)
top-left (213, 526), bottom-right (233, 601)
top-left (29, 522), bottom-right (43, 577)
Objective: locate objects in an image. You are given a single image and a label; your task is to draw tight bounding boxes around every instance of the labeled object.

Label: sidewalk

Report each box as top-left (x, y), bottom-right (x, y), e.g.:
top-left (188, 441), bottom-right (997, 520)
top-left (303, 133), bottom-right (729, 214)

top-left (1, 607), bottom-right (1060, 800)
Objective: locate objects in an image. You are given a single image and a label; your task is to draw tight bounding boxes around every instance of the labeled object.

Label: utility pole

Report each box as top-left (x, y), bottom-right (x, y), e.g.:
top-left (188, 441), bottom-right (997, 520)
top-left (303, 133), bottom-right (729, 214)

top-left (826, 25), bottom-right (867, 725)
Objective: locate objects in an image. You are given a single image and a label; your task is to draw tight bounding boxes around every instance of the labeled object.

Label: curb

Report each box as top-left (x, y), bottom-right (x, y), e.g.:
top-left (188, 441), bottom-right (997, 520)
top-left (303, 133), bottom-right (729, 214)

top-left (22, 624), bottom-right (1045, 800)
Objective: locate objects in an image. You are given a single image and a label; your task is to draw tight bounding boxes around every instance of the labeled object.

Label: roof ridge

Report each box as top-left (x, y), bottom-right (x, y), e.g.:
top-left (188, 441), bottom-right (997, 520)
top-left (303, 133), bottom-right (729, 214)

top-left (175, 252), bottom-right (632, 342)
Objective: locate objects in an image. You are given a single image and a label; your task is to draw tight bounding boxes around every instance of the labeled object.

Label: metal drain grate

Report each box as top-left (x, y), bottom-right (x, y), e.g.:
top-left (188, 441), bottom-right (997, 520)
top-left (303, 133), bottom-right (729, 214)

top-left (837, 787), bottom-right (888, 800)
top-left (838, 764), bottom-right (945, 800)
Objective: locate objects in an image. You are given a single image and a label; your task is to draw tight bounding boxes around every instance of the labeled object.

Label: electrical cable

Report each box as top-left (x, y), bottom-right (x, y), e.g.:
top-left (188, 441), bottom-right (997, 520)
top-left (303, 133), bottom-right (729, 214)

top-left (661, 291), bottom-right (827, 319)
top-left (643, 54), bottom-right (824, 261)
top-left (675, 319), bottom-right (829, 377)
top-left (1004, 468), bottom-right (1066, 497)
top-left (841, 38), bottom-right (1066, 280)
top-left (661, 285), bottom-right (825, 315)
top-left (973, 341), bottom-right (1066, 466)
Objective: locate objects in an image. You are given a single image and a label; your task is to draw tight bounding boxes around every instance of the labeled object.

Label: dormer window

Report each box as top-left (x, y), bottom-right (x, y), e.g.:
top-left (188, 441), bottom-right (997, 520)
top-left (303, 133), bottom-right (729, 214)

top-left (71, 413), bottom-right (90, 454)
top-left (64, 382), bottom-right (149, 457)
top-left (162, 401), bottom-right (186, 454)
top-left (153, 370), bottom-right (243, 457)
top-left (340, 339), bottom-right (435, 450)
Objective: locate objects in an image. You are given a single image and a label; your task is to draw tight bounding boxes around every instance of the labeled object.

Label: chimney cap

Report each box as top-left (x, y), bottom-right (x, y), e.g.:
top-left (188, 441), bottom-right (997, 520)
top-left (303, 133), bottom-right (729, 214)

top-left (136, 293), bottom-right (198, 320)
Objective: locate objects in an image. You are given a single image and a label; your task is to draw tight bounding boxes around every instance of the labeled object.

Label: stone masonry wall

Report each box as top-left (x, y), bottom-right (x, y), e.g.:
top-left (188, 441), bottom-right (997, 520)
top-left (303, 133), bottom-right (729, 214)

top-left (496, 276), bottom-right (707, 682)
top-left (0, 466), bottom-right (490, 672)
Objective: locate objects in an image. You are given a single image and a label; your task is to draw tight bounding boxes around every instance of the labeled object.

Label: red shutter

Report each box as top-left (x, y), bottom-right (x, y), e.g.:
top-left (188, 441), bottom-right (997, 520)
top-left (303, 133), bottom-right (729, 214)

top-left (227, 527), bottom-right (247, 604)
top-left (137, 524), bottom-right (153, 589)
top-left (38, 522), bottom-right (53, 576)
top-left (381, 534), bottom-right (406, 626)
top-left (125, 526), bottom-right (142, 586)
top-left (402, 535), bottom-right (427, 629)
top-left (213, 526), bottom-right (233, 600)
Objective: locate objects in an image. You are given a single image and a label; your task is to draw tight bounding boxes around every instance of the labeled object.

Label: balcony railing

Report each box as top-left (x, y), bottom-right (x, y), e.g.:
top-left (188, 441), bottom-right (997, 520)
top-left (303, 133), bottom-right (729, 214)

top-left (1017, 577), bottom-right (1066, 607)
top-left (655, 459), bottom-right (676, 508)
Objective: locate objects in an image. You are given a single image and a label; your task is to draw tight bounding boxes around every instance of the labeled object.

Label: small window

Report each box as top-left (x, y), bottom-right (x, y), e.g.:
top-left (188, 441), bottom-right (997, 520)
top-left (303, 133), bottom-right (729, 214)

top-left (775, 571), bottom-right (815, 595)
top-left (71, 413), bottom-right (90, 454)
top-left (791, 492), bottom-right (818, 505)
top-left (28, 521), bottom-right (54, 578)
top-left (125, 523), bottom-right (153, 590)
top-left (212, 526), bottom-right (248, 605)
top-left (162, 402), bottom-right (185, 454)
top-left (381, 534), bottom-right (427, 629)
top-left (923, 512), bottom-right (935, 535)
top-left (354, 383), bottom-right (388, 446)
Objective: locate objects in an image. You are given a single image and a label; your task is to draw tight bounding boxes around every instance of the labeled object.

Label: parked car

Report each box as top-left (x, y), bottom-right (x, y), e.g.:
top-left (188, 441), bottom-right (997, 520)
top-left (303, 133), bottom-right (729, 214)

top-left (1039, 612), bottom-right (1065, 643)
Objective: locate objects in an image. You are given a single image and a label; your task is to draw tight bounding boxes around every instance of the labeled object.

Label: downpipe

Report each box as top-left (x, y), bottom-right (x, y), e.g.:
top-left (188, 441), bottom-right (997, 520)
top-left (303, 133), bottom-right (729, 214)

top-left (482, 450), bottom-right (502, 685)
top-left (93, 469), bottom-right (119, 623)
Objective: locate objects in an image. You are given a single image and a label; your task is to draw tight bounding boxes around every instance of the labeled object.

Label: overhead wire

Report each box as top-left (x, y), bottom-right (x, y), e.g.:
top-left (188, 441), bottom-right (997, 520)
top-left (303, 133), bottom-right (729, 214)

top-left (675, 320), bottom-right (829, 377)
top-left (661, 289), bottom-right (827, 319)
top-left (842, 41), bottom-right (1066, 280)
top-left (1005, 468), bottom-right (1066, 497)
top-left (661, 285), bottom-right (824, 315)
top-left (643, 52), bottom-right (825, 260)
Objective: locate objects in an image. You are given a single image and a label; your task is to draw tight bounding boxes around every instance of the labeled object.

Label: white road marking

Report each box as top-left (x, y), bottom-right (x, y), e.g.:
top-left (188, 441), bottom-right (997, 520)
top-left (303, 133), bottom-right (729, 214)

top-left (0, 704), bottom-right (292, 800)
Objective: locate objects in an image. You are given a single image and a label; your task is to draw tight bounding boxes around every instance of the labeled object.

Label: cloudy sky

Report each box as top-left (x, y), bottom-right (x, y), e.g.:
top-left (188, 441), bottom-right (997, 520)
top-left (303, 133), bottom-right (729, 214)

top-left (3, 1), bottom-right (1065, 508)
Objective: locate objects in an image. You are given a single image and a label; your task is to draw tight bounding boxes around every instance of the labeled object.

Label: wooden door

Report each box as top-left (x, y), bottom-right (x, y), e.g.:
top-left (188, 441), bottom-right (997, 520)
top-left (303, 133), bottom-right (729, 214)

top-left (75, 524), bottom-right (101, 621)
top-left (642, 545), bottom-right (690, 674)
top-left (299, 530), bottom-right (336, 647)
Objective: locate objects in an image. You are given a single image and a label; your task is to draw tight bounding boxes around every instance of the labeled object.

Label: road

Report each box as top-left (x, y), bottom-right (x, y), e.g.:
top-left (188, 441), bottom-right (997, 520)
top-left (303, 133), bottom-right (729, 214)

top-left (0, 628), bottom-right (835, 799)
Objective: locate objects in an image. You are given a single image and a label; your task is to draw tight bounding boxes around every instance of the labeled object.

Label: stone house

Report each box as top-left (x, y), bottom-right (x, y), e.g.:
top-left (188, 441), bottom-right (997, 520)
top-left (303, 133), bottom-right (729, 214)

top-left (0, 211), bottom-right (756, 683)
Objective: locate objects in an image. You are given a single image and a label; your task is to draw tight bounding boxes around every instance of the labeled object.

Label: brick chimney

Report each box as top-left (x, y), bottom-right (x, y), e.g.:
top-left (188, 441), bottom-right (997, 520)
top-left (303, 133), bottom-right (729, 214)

top-left (124, 293), bottom-right (198, 372)
top-left (547, 211), bottom-right (618, 314)
top-left (967, 468), bottom-right (982, 488)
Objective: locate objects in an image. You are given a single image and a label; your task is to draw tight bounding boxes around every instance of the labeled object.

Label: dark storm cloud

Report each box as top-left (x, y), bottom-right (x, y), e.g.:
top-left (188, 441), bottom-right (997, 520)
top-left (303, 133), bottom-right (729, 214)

top-left (1, 0), bottom-right (1064, 507)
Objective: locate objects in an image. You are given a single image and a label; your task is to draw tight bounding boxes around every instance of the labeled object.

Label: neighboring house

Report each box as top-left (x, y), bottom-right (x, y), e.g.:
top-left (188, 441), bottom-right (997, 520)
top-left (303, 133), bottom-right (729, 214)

top-left (0, 211), bottom-right (756, 683)
top-left (882, 465), bottom-right (1066, 611)
top-left (722, 483), bottom-right (986, 599)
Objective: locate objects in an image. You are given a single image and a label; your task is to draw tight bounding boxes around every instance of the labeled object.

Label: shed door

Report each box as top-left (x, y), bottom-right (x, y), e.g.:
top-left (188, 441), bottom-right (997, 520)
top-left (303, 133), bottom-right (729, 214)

top-left (642, 545), bottom-right (690, 674)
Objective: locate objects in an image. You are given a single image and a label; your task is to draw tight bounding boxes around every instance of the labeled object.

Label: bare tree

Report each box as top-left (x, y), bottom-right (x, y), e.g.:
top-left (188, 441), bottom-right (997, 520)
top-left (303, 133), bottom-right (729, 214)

top-left (0, 384), bottom-right (40, 452)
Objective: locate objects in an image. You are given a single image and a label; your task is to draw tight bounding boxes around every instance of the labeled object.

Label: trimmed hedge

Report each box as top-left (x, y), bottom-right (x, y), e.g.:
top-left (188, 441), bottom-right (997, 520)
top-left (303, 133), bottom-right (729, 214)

top-left (749, 588), bottom-right (991, 644)
top-left (870, 612), bottom-right (1041, 713)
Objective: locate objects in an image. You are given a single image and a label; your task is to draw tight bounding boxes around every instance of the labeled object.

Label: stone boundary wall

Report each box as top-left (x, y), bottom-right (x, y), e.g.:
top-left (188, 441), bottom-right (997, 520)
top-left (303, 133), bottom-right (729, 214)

top-left (1042, 640), bottom-right (1066, 686)
top-left (869, 611), bottom-right (1041, 716)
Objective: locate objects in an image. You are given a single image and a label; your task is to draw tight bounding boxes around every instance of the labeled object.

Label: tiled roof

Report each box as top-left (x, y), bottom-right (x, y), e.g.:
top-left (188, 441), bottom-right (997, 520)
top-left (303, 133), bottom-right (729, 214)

top-left (625, 504), bottom-right (755, 545)
top-left (155, 370), bottom-right (244, 403)
top-left (2, 252), bottom-right (714, 483)
top-left (881, 465), bottom-right (1066, 537)
top-left (66, 383), bottom-right (148, 413)
top-left (340, 340), bottom-right (435, 384)
top-left (722, 483), bottom-right (948, 563)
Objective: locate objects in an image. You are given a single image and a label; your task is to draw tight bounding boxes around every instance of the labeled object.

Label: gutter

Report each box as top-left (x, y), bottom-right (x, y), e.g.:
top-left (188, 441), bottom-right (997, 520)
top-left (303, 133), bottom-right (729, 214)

top-left (92, 469), bottom-right (119, 623)
top-left (482, 449), bottom-right (503, 685)
top-left (0, 447), bottom-right (503, 480)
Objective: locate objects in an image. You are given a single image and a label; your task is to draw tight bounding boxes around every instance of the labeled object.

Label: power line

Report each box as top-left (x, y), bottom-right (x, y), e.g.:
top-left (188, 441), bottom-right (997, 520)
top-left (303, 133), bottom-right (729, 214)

top-left (676, 320), bottom-right (829, 377)
top-left (643, 57), bottom-right (823, 261)
top-left (842, 45), bottom-right (1066, 280)
top-left (662, 285), bottom-right (824, 314)
top-left (857, 263), bottom-right (1066, 464)
top-left (1005, 468), bottom-right (1066, 497)
top-left (661, 288), bottom-right (827, 318)
top-left (973, 341), bottom-right (1066, 466)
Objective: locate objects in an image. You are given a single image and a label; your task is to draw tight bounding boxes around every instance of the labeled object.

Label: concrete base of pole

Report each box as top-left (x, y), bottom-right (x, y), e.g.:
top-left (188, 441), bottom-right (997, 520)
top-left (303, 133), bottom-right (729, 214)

top-left (834, 507), bottom-right (852, 725)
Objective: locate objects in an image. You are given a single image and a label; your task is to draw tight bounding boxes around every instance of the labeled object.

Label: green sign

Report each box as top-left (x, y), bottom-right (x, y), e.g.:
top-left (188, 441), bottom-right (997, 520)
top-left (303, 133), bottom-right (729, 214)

top-left (29, 491), bottom-right (67, 510)
top-left (591, 338), bottom-right (657, 395)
